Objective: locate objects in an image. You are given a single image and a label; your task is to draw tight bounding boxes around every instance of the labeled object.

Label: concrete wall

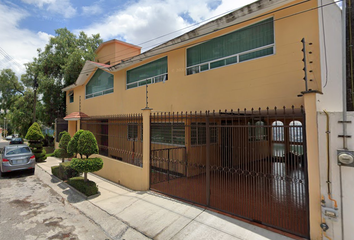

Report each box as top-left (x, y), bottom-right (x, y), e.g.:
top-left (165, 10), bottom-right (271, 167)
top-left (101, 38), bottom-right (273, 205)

top-left (317, 112), bottom-right (354, 240)
top-left (317, 0), bottom-right (343, 111)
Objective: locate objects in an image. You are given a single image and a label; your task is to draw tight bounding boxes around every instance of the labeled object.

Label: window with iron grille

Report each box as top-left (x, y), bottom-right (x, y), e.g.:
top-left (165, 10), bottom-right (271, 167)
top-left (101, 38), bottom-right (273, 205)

top-left (248, 120), bottom-right (267, 141)
top-left (86, 69), bottom-right (114, 99)
top-left (191, 122), bottom-right (218, 145)
top-left (186, 18), bottom-right (274, 75)
top-left (127, 57), bottom-right (168, 89)
top-left (128, 123), bottom-right (138, 141)
top-left (151, 122), bottom-right (185, 145)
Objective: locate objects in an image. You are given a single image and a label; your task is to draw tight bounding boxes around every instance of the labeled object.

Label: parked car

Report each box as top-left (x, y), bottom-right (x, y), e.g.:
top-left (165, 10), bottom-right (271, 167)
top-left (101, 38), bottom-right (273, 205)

top-left (0, 144), bottom-right (35, 175)
top-left (10, 137), bottom-right (24, 145)
top-left (5, 135), bottom-right (13, 140)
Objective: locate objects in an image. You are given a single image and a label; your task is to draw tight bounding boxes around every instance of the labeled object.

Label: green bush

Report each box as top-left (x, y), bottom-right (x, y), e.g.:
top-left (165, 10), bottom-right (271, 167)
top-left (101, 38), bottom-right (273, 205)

top-left (53, 149), bottom-right (63, 158)
top-left (51, 166), bottom-right (60, 178)
top-left (58, 162), bottom-right (81, 180)
top-left (78, 131), bottom-right (99, 158)
top-left (58, 132), bottom-right (72, 162)
top-left (25, 122), bottom-right (44, 141)
top-left (29, 142), bottom-right (43, 148)
top-left (70, 158), bottom-right (103, 173)
top-left (67, 130), bottom-right (84, 157)
top-left (67, 177), bottom-right (98, 196)
top-left (25, 122), bottom-right (46, 162)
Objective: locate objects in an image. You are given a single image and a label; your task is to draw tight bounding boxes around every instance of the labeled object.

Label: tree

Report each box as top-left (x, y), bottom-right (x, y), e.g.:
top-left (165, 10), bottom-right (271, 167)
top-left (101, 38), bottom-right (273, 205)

top-left (25, 122), bottom-right (47, 162)
top-left (0, 69), bottom-right (24, 115)
top-left (70, 130), bottom-right (103, 182)
top-left (21, 29), bottom-right (103, 126)
top-left (9, 90), bottom-right (41, 137)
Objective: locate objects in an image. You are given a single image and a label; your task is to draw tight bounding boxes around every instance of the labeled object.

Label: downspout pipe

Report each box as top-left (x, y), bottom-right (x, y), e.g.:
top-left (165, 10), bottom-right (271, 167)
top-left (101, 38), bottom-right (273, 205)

top-left (341, 1), bottom-right (347, 239)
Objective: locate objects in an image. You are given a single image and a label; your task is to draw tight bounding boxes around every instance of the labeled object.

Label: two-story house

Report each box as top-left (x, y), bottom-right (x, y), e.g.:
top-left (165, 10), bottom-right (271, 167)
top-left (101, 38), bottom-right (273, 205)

top-left (59, 0), bottom-right (350, 239)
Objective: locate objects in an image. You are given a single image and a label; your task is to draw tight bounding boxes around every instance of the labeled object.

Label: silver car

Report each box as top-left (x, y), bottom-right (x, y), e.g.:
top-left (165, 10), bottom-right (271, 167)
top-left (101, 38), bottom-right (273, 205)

top-left (0, 144), bottom-right (36, 175)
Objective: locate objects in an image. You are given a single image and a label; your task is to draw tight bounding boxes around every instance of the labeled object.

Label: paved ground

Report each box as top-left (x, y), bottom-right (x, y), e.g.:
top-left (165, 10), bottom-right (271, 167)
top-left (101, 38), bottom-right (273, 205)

top-left (0, 169), bottom-right (112, 240)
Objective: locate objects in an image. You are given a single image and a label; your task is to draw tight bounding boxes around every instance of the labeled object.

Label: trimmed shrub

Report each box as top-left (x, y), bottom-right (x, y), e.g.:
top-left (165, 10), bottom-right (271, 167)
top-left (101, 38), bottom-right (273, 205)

top-left (67, 130), bottom-right (84, 157)
top-left (70, 158), bottom-right (103, 173)
top-left (77, 131), bottom-right (99, 158)
top-left (29, 142), bottom-right (43, 148)
top-left (67, 177), bottom-right (98, 196)
top-left (25, 122), bottom-right (46, 162)
top-left (51, 166), bottom-right (60, 178)
top-left (57, 132), bottom-right (73, 162)
top-left (25, 122), bottom-right (44, 141)
top-left (58, 162), bottom-right (81, 180)
top-left (54, 149), bottom-right (64, 158)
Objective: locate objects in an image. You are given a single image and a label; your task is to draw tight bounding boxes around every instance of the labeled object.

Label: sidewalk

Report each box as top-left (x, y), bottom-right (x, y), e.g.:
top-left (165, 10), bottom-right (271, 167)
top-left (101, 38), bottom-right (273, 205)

top-left (36, 157), bottom-right (297, 240)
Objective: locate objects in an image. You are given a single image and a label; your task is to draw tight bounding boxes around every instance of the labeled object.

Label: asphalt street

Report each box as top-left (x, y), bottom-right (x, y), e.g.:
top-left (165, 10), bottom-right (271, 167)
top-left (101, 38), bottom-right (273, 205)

top-left (0, 140), bottom-right (112, 240)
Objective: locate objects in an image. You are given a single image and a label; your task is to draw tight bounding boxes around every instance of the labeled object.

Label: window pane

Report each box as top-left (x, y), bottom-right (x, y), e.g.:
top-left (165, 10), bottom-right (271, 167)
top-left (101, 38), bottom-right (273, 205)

top-left (187, 18), bottom-right (274, 67)
top-left (127, 57), bottom-right (167, 84)
top-left (272, 121), bottom-right (284, 141)
top-left (239, 47), bottom-right (273, 62)
top-left (210, 59), bottom-right (225, 69)
top-left (273, 143), bottom-right (285, 157)
top-left (86, 69), bottom-right (114, 98)
top-left (289, 121), bottom-right (303, 142)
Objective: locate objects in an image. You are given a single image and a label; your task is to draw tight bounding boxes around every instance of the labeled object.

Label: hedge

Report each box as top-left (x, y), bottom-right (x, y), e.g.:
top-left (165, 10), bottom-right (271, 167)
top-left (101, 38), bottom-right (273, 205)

top-left (67, 177), bottom-right (98, 196)
top-left (51, 166), bottom-right (60, 178)
top-left (58, 162), bottom-right (81, 180)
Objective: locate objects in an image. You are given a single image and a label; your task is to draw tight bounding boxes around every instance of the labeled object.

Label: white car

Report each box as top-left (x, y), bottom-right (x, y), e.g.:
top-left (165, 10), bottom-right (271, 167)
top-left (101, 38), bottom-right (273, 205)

top-left (5, 135), bottom-right (13, 141)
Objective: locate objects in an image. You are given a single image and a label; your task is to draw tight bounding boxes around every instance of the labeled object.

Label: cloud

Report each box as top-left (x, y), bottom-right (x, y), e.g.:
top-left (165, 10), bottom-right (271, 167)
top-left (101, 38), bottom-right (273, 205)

top-left (76, 0), bottom-right (257, 51)
top-left (82, 4), bottom-right (103, 15)
top-left (21, 0), bottom-right (76, 18)
top-left (0, 3), bottom-right (53, 77)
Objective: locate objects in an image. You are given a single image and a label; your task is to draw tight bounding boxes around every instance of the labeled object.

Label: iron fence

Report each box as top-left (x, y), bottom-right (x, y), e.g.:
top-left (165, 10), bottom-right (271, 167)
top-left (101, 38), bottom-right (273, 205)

top-left (55, 118), bottom-right (68, 142)
top-left (81, 114), bottom-right (143, 167)
top-left (150, 106), bottom-right (309, 238)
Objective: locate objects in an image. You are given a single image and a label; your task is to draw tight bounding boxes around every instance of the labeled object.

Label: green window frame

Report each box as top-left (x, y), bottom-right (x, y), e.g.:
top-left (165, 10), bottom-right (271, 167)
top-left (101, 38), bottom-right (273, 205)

top-left (127, 57), bottom-right (168, 89)
top-left (151, 122), bottom-right (185, 145)
top-left (86, 69), bottom-right (114, 99)
top-left (186, 18), bottom-right (274, 75)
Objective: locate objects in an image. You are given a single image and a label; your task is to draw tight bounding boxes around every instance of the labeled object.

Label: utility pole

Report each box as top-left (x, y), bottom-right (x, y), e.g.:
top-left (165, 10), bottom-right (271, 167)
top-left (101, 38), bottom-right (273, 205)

top-left (33, 75), bottom-right (38, 123)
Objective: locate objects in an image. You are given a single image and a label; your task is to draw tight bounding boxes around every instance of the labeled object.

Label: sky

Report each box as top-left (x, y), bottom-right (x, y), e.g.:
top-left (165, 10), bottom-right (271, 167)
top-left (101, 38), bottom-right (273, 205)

top-left (0, 0), bottom-right (259, 78)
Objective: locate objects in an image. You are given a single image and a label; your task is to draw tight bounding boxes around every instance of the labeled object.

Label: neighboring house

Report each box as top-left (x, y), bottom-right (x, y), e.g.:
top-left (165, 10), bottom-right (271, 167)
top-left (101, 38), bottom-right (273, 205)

top-left (58, 0), bottom-right (353, 239)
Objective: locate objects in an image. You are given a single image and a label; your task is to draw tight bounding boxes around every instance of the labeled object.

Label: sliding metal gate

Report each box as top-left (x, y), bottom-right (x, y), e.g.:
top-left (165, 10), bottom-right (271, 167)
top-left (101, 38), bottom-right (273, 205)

top-left (150, 107), bottom-right (309, 238)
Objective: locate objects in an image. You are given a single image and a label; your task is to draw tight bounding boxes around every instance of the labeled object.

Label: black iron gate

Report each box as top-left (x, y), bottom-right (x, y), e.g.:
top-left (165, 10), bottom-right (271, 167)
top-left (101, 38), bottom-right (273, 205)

top-left (150, 107), bottom-right (309, 238)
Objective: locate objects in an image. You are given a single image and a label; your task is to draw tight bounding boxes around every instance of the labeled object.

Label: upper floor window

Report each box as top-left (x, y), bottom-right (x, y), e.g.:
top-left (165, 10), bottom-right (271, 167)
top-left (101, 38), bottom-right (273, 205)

top-left (127, 57), bottom-right (168, 89)
top-left (86, 69), bottom-right (114, 99)
top-left (186, 18), bottom-right (274, 75)
top-left (68, 91), bottom-right (74, 103)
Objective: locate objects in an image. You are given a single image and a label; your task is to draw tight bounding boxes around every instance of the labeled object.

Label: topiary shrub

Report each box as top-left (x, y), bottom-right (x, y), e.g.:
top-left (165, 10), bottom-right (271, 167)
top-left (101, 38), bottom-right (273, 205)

top-left (67, 177), bottom-right (98, 196)
top-left (51, 166), bottom-right (60, 178)
top-left (70, 130), bottom-right (103, 182)
top-left (58, 162), bottom-right (81, 181)
top-left (25, 122), bottom-right (47, 162)
top-left (57, 132), bottom-right (73, 162)
top-left (67, 130), bottom-right (84, 158)
top-left (77, 131), bottom-right (99, 158)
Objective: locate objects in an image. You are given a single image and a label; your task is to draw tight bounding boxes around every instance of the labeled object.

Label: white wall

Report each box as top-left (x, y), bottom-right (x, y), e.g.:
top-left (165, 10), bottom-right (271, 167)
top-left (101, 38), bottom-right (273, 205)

top-left (317, 112), bottom-right (354, 240)
top-left (316, 0), bottom-right (343, 111)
